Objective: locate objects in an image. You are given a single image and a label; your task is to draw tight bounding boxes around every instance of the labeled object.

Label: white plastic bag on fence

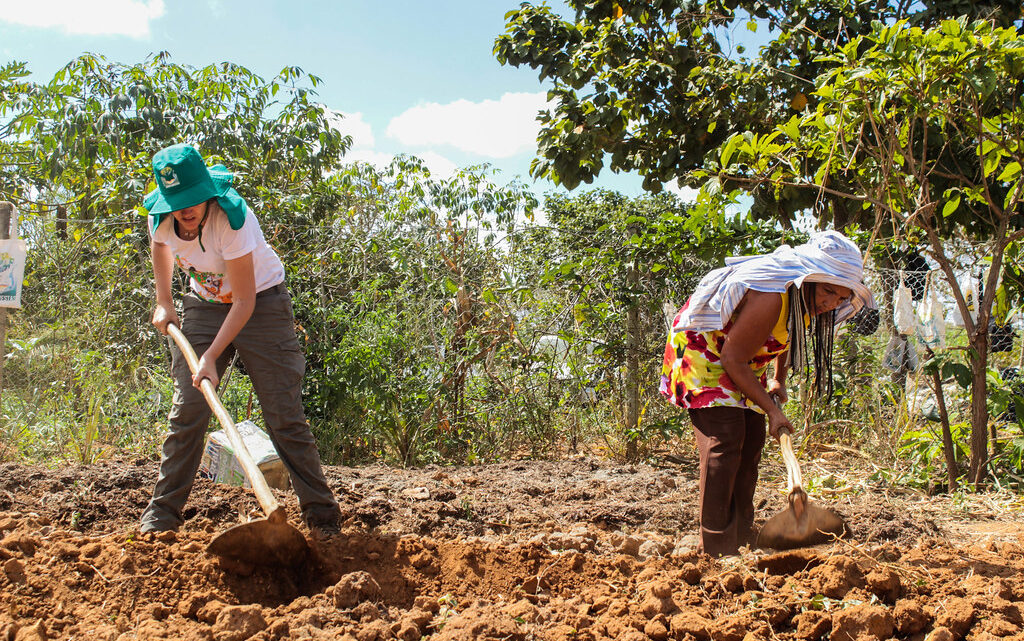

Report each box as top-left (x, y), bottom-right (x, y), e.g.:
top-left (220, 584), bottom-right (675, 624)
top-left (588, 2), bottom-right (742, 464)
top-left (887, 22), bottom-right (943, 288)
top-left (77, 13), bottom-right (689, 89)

top-left (0, 206), bottom-right (26, 308)
top-left (882, 334), bottom-right (919, 373)
top-left (949, 275), bottom-right (977, 328)
top-left (894, 277), bottom-right (916, 335)
top-left (917, 277), bottom-right (946, 350)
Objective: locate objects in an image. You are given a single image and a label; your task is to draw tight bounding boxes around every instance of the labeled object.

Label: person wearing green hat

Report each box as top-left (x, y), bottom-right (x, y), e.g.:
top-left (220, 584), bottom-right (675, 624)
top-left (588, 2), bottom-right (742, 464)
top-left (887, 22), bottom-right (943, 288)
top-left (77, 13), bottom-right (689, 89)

top-left (140, 143), bottom-right (342, 535)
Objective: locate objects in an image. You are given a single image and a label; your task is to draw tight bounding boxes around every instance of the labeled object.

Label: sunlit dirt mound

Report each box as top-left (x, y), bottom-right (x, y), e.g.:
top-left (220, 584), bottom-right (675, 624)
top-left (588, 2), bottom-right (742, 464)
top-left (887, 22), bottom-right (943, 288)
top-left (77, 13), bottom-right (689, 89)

top-left (1, 456), bottom-right (1023, 640)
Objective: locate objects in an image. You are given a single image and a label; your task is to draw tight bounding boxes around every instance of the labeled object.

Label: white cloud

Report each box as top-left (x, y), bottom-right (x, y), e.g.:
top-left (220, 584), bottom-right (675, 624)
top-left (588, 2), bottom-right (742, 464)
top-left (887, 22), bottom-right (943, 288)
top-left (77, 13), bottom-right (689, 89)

top-left (0, 0), bottom-right (165, 38)
top-left (326, 110), bottom-right (375, 149)
top-left (386, 92), bottom-right (550, 158)
top-left (326, 107), bottom-right (458, 179)
top-left (343, 148), bottom-right (394, 167)
top-left (414, 151), bottom-right (458, 179)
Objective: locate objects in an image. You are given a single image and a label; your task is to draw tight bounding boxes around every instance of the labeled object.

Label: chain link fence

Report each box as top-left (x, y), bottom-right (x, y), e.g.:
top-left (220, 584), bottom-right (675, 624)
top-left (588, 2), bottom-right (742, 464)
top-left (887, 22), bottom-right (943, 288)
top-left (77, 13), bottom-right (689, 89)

top-left (0, 205), bottom-right (720, 465)
top-left (5, 201), bottom-right (1014, 470)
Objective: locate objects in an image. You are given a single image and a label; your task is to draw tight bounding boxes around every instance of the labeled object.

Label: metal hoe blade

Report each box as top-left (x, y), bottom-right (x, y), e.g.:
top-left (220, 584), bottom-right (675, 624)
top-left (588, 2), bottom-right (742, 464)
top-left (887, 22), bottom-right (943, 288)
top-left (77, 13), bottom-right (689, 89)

top-left (757, 488), bottom-right (847, 550)
top-left (207, 508), bottom-right (309, 567)
top-left (757, 416), bottom-right (849, 550)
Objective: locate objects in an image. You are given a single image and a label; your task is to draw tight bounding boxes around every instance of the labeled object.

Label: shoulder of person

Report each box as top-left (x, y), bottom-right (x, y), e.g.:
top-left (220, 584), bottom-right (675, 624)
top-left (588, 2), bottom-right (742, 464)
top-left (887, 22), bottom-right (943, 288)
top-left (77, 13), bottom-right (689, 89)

top-left (734, 289), bottom-right (784, 317)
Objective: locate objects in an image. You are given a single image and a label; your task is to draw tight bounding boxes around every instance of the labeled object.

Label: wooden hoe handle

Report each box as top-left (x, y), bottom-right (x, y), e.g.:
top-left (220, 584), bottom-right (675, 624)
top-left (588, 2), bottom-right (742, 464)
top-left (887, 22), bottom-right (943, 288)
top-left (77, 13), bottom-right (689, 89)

top-left (165, 323), bottom-right (281, 520)
top-left (778, 430), bottom-right (804, 494)
top-left (769, 393), bottom-right (804, 494)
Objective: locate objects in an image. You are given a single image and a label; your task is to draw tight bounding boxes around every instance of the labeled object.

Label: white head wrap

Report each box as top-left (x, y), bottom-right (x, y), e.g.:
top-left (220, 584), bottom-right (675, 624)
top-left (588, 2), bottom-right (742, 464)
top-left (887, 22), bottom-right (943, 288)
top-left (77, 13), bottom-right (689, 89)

top-left (673, 231), bottom-right (876, 333)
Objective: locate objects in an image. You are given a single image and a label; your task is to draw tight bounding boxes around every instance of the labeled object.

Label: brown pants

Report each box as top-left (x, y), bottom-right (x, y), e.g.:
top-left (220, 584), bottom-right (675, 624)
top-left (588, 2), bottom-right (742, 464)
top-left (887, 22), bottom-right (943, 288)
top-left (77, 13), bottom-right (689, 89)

top-left (688, 406), bottom-right (766, 556)
top-left (141, 285), bottom-right (340, 532)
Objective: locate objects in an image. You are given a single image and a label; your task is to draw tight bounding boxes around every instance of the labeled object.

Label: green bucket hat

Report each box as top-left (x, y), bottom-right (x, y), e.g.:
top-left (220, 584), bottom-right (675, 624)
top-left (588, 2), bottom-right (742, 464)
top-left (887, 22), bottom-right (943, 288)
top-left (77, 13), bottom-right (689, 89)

top-left (143, 143), bottom-right (248, 233)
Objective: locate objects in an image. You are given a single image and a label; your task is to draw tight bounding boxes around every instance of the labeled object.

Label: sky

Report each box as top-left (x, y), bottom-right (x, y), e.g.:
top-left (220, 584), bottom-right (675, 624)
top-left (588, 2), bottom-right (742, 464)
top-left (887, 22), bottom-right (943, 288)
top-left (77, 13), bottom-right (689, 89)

top-left (0, 0), bottom-right (708, 200)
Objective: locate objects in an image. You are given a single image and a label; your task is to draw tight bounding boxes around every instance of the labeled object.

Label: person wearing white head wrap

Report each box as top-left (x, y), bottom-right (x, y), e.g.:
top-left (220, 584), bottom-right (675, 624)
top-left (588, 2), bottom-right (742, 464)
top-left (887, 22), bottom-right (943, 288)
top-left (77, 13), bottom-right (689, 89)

top-left (660, 231), bottom-right (876, 557)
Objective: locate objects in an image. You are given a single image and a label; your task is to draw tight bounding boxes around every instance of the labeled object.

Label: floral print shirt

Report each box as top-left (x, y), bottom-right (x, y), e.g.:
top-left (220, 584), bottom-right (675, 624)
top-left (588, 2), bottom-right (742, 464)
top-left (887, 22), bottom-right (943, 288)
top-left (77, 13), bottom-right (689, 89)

top-left (660, 291), bottom-right (792, 413)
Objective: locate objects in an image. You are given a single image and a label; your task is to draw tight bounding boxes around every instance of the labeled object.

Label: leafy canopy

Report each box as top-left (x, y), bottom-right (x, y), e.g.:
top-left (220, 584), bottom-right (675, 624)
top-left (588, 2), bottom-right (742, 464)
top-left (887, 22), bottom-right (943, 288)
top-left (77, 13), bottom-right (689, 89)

top-left (495, 0), bottom-right (1020, 220)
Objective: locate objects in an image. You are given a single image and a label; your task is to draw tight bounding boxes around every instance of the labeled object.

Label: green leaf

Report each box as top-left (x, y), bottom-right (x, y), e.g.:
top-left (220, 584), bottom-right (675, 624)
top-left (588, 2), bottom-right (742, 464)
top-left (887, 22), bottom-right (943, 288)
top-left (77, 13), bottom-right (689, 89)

top-left (942, 194), bottom-right (961, 217)
top-left (997, 161), bottom-right (1021, 182)
top-left (783, 116), bottom-right (800, 141)
top-left (983, 153), bottom-right (1001, 178)
top-left (943, 362), bottom-right (972, 389)
top-left (720, 134), bottom-right (742, 168)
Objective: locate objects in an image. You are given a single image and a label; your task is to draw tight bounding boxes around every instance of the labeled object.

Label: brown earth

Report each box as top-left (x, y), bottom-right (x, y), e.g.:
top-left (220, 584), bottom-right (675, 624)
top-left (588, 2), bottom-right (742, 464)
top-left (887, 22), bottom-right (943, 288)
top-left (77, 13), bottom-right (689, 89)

top-left (1, 447), bottom-right (1023, 641)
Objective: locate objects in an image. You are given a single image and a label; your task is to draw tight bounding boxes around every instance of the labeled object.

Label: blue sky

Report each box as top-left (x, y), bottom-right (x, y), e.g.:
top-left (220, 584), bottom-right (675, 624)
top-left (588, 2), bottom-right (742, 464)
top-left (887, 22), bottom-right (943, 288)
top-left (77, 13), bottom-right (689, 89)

top-left (0, 1), bottom-right (767, 200)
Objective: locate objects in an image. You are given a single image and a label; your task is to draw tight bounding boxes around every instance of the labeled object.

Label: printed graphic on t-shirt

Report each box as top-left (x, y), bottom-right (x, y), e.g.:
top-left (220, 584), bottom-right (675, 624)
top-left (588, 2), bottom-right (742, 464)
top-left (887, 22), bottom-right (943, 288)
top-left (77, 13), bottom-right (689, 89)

top-left (175, 255), bottom-right (231, 303)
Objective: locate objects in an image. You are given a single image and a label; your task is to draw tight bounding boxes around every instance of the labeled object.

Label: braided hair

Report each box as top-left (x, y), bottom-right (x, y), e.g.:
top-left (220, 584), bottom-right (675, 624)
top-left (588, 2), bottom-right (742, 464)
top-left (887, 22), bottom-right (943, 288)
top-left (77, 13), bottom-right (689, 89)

top-left (786, 282), bottom-right (836, 399)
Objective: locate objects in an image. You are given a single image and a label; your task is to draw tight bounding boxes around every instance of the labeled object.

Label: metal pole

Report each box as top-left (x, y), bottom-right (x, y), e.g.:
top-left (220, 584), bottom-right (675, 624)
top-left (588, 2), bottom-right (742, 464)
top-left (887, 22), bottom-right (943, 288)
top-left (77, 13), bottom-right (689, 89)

top-left (0, 202), bottom-right (11, 420)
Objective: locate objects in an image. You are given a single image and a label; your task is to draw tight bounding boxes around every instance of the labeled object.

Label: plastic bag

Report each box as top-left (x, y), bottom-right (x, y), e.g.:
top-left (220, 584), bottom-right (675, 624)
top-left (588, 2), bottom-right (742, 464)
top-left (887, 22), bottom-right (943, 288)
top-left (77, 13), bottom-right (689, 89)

top-left (917, 279), bottom-right (946, 350)
top-left (199, 420), bottom-right (290, 490)
top-left (949, 275), bottom-right (977, 328)
top-left (904, 252), bottom-right (929, 301)
top-left (882, 335), bottom-right (919, 374)
top-left (894, 278), bottom-right (916, 336)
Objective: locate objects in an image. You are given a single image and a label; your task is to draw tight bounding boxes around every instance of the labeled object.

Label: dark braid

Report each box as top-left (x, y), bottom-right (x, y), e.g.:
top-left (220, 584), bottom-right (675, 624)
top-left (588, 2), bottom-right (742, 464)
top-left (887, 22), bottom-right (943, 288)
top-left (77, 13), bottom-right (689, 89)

top-left (812, 307), bottom-right (836, 398)
top-left (786, 283), bottom-right (837, 400)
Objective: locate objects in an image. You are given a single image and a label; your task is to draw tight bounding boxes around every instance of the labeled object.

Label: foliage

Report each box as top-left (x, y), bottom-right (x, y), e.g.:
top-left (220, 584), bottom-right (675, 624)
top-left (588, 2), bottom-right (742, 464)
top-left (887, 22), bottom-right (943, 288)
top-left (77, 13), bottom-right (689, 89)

top-left (495, 0), bottom-right (1019, 211)
top-left (275, 157), bottom-right (538, 464)
top-left (7, 39), bottom-right (1015, 479)
top-left (509, 188), bottom-right (789, 455)
top-left (8, 52), bottom-right (349, 214)
top-left (695, 17), bottom-right (1024, 484)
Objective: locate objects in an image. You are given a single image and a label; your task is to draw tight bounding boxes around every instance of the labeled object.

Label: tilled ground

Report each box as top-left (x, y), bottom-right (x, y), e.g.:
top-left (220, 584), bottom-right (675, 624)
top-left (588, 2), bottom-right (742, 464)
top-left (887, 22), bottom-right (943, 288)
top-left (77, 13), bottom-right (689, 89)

top-left (1, 449), bottom-right (1023, 640)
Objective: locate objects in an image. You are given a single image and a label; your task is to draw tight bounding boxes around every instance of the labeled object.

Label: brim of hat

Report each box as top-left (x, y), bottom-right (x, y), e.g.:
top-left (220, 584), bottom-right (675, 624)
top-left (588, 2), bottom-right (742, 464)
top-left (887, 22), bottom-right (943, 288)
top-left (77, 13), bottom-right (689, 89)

top-left (146, 170), bottom-right (247, 231)
top-left (146, 188), bottom-right (248, 233)
top-left (144, 171), bottom-right (233, 217)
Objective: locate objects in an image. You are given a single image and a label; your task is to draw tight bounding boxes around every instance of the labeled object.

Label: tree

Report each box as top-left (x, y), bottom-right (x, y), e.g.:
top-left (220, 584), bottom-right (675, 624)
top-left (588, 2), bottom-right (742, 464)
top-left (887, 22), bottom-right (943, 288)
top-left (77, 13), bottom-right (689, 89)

top-left (512, 188), bottom-right (785, 458)
top-left (6, 52), bottom-right (350, 221)
top-left (495, 0), bottom-right (1019, 215)
top-left (697, 18), bottom-right (1024, 486)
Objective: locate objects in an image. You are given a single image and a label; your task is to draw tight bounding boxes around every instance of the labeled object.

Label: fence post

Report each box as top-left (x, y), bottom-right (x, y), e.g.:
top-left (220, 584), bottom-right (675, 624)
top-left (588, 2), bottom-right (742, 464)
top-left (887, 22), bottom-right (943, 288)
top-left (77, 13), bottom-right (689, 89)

top-left (0, 202), bottom-right (10, 418)
top-left (624, 225), bottom-right (640, 461)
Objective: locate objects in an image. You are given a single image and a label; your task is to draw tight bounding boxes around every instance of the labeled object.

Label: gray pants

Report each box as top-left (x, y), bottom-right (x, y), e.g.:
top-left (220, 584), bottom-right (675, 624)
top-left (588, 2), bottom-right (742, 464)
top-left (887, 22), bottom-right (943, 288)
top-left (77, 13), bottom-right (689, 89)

top-left (141, 285), bottom-right (340, 532)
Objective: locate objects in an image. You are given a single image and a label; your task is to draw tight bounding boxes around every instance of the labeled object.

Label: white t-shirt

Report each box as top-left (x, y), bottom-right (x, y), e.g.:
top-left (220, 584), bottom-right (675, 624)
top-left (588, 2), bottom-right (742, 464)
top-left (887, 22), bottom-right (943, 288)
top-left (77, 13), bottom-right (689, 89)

top-left (150, 204), bottom-right (285, 304)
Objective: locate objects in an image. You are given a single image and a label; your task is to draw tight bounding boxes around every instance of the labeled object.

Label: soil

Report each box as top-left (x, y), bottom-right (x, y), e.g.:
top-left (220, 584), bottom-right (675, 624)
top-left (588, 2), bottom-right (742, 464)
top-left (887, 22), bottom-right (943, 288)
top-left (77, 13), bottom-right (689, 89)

top-left (1, 447), bottom-right (1023, 641)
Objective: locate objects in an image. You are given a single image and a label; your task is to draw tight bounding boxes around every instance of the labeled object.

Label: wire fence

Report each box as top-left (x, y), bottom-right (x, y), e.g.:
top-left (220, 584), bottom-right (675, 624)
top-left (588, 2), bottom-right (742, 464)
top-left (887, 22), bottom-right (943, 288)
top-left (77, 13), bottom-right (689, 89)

top-left (0, 206), bottom-right (718, 465)
top-left (2, 205), bottom-right (1019, 468)
top-left (855, 247), bottom-right (1024, 442)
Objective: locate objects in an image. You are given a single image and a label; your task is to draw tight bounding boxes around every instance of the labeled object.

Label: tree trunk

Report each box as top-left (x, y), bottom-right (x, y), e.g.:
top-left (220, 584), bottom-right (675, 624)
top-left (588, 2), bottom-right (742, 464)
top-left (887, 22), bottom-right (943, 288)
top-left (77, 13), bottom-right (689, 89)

top-left (925, 348), bottom-right (958, 492)
top-left (0, 202), bottom-right (10, 424)
top-left (969, 331), bottom-right (989, 486)
top-left (56, 205), bottom-right (67, 240)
